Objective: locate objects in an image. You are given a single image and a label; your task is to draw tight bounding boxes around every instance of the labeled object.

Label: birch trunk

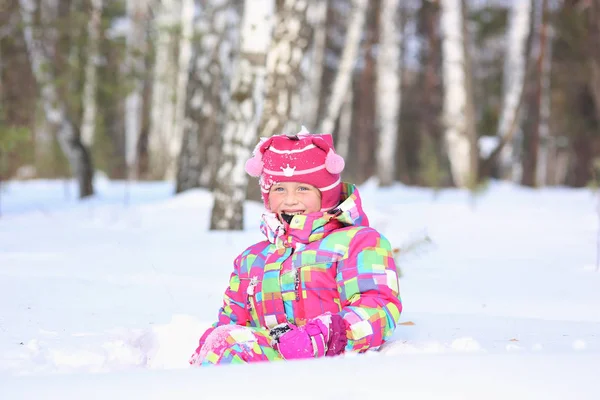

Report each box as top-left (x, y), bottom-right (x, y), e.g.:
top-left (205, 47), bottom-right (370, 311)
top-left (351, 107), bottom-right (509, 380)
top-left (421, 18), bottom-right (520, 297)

top-left (124, 0), bottom-right (150, 175)
top-left (522, 0), bottom-right (549, 187)
top-left (19, 0), bottom-right (94, 198)
top-left (148, 0), bottom-right (178, 179)
top-left (170, 0), bottom-right (194, 180)
top-left (176, 0), bottom-right (240, 193)
top-left (536, 23), bottom-right (553, 186)
top-left (301, 0), bottom-right (327, 130)
top-left (336, 90), bottom-right (353, 160)
top-left (497, 0), bottom-right (532, 180)
top-left (376, 0), bottom-right (401, 186)
top-left (257, 0), bottom-right (312, 137)
top-left (440, 0), bottom-right (472, 188)
top-left (352, 0), bottom-right (378, 184)
top-left (414, 0), bottom-right (443, 187)
top-left (461, 0), bottom-right (478, 185)
top-left (319, 0), bottom-right (368, 134)
top-left (588, 1), bottom-right (600, 137)
top-left (210, 0), bottom-right (274, 231)
top-left (80, 0), bottom-right (103, 148)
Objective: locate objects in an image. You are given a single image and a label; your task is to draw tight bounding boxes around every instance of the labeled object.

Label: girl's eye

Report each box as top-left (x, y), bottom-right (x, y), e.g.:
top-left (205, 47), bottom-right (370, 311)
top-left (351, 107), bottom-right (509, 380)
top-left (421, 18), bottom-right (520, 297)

top-left (298, 186), bottom-right (309, 191)
top-left (272, 187), bottom-right (284, 192)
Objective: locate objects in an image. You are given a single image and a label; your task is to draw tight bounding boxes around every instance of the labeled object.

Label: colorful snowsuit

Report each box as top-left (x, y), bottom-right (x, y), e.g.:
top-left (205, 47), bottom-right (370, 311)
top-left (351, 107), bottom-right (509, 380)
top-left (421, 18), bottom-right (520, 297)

top-left (190, 183), bottom-right (402, 365)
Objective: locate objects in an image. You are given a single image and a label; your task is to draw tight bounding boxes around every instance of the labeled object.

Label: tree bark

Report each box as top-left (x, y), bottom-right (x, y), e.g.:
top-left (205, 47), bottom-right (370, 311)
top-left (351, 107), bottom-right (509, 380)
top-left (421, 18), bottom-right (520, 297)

top-left (351, 0), bottom-right (378, 184)
top-left (171, 0), bottom-right (194, 180)
top-left (440, 0), bottom-right (473, 188)
top-left (148, 0), bottom-right (179, 179)
top-left (124, 0), bottom-right (151, 177)
top-left (176, 0), bottom-right (240, 193)
top-left (461, 0), bottom-right (478, 186)
top-left (588, 1), bottom-right (600, 127)
top-left (376, 0), bottom-right (401, 186)
top-left (301, 0), bottom-right (328, 131)
top-left (80, 0), bottom-right (102, 148)
top-left (497, 0), bottom-right (532, 180)
top-left (19, 0), bottom-right (94, 198)
top-left (412, 1), bottom-right (444, 187)
top-left (319, 0), bottom-right (368, 134)
top-left (257, 0), bottom-right (312, 137)
top-left (522, 0), bottom-right (550, 187)
top-left (210, 0), bottom-right (274, 231)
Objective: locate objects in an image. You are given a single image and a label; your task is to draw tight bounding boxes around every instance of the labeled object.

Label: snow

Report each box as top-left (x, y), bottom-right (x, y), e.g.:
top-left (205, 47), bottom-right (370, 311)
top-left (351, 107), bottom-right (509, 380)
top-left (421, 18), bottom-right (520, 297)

top-left (1, 177), bottom-right (599, 399)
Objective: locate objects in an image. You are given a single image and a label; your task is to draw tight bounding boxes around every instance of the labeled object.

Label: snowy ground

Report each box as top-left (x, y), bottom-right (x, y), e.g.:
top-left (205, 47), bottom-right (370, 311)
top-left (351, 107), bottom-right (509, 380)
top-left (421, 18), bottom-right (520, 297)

top-left (0, 177), bottom-right (599, 399)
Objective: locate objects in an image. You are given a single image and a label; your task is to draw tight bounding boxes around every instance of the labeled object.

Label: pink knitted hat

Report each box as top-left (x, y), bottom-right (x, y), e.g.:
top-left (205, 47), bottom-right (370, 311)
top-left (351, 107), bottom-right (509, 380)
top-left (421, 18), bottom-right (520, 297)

top-left (245, 131), bottom-right (345, 212)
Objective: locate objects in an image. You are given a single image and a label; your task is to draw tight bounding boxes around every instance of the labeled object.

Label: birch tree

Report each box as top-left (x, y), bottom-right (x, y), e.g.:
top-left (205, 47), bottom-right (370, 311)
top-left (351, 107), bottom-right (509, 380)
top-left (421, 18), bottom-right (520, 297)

top-left (536, 19), bottom-right (553, 186)
top-left (300, 0), bottom-right (327, 130)
top-left (319, 0), bottom-right (368, 134)
top-left (210, 0), bottom-right (275, 230)
top-left (461, 0), bottom-right (478, 186)
top-left (19, 0), bottom-right (94, 198)
top-left (171, 0), bottom-right (194, 178)
top-left (522, 0), bottom-right (550, 187)
top-left (413, 0), bottom-right (444, 187)
top-left (439, 0), bottom-right (476, 188)
top-left (80, 0), bottom-right (103, 148)
top-left (124, 0), bottom-right (151, 178)
top-left (257, 0), bottom-right (312, 137)
top-left (149, 0), bottom-right (192, 179)
top-left (376, 0), bottom-right (401, 186)
top-left (176, 0), bottom-right (240, 193)
top-left (496, 0), bottom-right (532, 180)
top-left (590, 1), bottom-right (600, 127)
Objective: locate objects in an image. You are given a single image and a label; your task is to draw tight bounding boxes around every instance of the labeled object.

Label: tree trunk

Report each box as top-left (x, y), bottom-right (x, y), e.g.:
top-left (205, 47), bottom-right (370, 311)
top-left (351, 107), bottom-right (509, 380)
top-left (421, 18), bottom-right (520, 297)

top-left (149, 0), bottom-right (179, 179)
top-left (300, 0), bottom-right (328, 130)
top-left (175, 0), bottom-right (240, 193)
top-left (336, 89), bottom-right (353, 160)
top-left (536, 21), bottom-right (553, 186)
top-left (319, 0), bottom-right (368, 134)
top-left (440, 0), bottom-right (472, 188)
top-left (19, 0), bottom-right (94, 198)
top-left (497, 0), bottom-right (532, 180)
top-left (171, 0), bottom-right (194, 180)
top-left (257, 0), bottom-right (312, 137)
top-left (413, 0), bottom-right (444, 187)
top-left (136, 35), bottom-right (155, 180)
top-left (210, 0), bottom-right (275, 231)
top-left (124, 0), bottom-right (150, 177)
top-left (588, 1), bottom-right (600, 127)
top-left (461, 0), bottom-right (478, 186)
top-left (80, 0), bottom-right (102, 148)
top-left (351, 0), bottom-right (378, 184)
top-left (522, 0), bottom-right (550, 187)
top-left (376, 0), bottom-right (401, 186)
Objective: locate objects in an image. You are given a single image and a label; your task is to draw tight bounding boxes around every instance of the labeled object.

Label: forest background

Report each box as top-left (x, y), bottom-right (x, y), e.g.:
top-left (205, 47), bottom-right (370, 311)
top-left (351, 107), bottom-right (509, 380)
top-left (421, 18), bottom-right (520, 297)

top-left (1, 0), bottom-right (599, 229)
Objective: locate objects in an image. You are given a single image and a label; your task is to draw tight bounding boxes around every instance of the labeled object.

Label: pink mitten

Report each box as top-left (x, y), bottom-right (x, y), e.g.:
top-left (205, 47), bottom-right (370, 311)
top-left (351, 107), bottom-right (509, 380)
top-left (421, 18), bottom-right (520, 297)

top-left (270, 314), bottom-right (348, 359)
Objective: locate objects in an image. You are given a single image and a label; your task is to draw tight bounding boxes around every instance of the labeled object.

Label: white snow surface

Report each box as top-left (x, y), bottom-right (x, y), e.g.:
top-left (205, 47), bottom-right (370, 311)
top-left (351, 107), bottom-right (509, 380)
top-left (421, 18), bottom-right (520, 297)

top-left (0, 177), bottom-right (599, 399)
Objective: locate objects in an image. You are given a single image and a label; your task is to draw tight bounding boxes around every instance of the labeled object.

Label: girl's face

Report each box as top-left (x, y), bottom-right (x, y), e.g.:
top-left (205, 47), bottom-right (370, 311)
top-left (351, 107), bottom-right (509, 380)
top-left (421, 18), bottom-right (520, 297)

top-left (268, 182), bottom-right (322, 216)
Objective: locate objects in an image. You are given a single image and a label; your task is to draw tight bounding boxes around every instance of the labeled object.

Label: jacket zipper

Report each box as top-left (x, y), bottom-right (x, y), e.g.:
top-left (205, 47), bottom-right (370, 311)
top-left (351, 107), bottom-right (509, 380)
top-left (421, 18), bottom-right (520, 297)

top-left (247, 276), bottom-right (258, 313)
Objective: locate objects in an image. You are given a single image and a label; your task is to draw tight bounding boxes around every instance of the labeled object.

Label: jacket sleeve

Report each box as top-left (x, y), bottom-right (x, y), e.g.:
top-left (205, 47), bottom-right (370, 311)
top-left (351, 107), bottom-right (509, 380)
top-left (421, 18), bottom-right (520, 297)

top-left (336, 228), bottom-right (402, 352)
top-left (197, 254), bottom-right (251, 348)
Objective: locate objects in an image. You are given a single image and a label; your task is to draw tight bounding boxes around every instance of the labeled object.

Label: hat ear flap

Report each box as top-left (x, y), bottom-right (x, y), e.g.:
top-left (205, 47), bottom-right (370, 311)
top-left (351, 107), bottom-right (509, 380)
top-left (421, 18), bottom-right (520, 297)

top-left (325, 149), bottom-right (345, 174)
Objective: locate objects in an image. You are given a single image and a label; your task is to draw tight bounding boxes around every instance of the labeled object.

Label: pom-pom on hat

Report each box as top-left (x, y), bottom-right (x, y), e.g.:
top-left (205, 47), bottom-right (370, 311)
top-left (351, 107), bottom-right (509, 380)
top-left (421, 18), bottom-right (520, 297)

top-left (245, 127), bottom-right (345, 212)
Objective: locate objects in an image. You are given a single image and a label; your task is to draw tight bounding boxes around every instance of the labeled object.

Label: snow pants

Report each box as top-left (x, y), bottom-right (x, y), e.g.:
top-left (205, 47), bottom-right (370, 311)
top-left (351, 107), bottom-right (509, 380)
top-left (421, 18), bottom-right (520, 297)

top-left (191, 324), bottom-right (283, 366)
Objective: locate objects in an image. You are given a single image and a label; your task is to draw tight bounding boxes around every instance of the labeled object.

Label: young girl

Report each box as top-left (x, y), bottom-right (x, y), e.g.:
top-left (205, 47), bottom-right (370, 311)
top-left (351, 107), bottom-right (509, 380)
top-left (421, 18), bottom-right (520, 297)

top-left (190, 131), bottom-right (402, 365)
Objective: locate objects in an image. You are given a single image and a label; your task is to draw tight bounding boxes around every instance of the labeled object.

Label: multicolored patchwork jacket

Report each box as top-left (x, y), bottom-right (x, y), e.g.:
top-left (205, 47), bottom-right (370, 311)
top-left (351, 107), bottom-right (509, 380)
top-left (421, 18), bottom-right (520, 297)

top-left (199, 183), bottom-right (402, 353)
